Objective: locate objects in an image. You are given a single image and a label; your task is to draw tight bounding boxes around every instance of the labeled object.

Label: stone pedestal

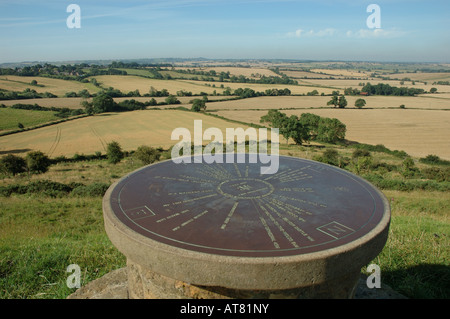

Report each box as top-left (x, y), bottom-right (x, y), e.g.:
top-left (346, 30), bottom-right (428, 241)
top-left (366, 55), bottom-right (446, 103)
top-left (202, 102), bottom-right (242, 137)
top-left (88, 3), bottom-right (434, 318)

top-left (103, 155), bottom-right (390, 299)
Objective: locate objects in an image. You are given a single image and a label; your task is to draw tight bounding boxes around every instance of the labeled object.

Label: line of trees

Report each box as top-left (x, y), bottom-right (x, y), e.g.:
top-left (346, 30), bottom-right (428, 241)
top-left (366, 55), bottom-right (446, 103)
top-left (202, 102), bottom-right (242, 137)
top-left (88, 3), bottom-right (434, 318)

top-left (341, 83), bottom-right (425, 97)
top-left (260, 110), bottom-right (346, 145)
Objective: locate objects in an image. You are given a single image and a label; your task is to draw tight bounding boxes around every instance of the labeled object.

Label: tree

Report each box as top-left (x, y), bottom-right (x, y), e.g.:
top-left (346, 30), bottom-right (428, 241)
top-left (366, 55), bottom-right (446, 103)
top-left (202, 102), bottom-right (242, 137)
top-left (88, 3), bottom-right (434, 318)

top-left (82, 100), bottom-right (94, 115)
top-left (430, 87), bottom-right (437, 93)
top-left (260, 109), bottom-right (287, 128)
top-left (92, 93), bottom-right (115, 114)
top-left (299, 113), bottom-right (321, 142)
top-left (285, 116), bottom-right (308, 145)
top-left (338, 96), bottom-right (347, 108)
top-left (106, 141), bottom-right (124, 164)
top-left (0, 154), bottom-right (27, 176)
top-left (191, 99), bottom-right (206, 112)
top-left (327, 92), bottom-right (339, 108)
top-left (18, 123), bottom-right (24, 129)
top-left (134, 146), bottom-right (161, 165)
top-left (165, 95), bottom-right (180, 105)
top-left (355, 98), bottom-right (366, 109)
top-left (317, 118), bottom-right (346, 143)
top-left (26, 151), bottom-right (51, 173)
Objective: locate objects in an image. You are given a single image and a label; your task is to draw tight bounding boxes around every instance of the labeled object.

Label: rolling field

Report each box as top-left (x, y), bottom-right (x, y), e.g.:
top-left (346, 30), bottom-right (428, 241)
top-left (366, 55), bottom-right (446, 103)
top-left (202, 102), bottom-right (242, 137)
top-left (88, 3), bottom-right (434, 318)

top-left (0, 108), bottom-right (59, 131)
top-left (192, 80), bottom-right (336, 95)
top-left (0, 110), bottom-right (252, 157)
top-left (298, 78), bottom-right (450, 94)
top-left (205, 95), bottom-right (450, 110)
top-left (216, 108), bottom-right (450, 160)
top-left (0, 76), bottom-right (100, 97)
top-left (0, 95), bottom-right (231, 110)
top-left (91, 75), bottom-right (219, 95)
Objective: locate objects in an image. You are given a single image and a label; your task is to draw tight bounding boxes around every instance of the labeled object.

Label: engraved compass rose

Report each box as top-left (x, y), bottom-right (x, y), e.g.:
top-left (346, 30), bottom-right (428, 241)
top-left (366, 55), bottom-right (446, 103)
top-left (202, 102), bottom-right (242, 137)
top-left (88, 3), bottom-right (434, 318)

top-left (108, 154), bottom-right (386, 257)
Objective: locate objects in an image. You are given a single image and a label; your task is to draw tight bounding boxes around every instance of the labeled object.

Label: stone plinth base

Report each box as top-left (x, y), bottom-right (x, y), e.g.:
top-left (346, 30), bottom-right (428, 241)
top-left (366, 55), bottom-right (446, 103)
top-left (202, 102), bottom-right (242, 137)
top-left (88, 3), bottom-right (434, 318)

top-left (127, 259), bottom-right (360, 299)
top-left (67, 266), bottom-right (407, 299)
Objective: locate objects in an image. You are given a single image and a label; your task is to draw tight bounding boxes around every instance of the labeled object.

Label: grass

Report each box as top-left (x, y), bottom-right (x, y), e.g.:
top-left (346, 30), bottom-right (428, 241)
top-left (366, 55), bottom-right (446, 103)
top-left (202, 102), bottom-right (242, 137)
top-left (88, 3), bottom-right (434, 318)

top-left (373, 190), bottom-right (449, 298)
top-left (0, 197), bottom-right (126, 299)
top-left (0, 108), bottom-right (59, 131)
top-left (0, 146), bottom-right (448, 299)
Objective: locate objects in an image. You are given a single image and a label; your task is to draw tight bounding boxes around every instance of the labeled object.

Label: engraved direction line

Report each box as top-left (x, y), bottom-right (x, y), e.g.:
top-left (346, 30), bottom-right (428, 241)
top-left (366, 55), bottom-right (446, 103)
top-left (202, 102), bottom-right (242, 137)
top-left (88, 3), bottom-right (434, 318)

top-left (258, 215), bottom-right (280, 249)
top-left (162, 193), bottom-right (219, 207)
top-left (263, 166), bottom-right (312, 183)
top-left (179, 175), bottom-right (217, 184)
top-left (154, 176), bottom-right (214, 185)
top-left (274, 194), bottom-right (327, 209)
top-left (256, 200), bottom-right (299, 248)
top-left (220, 202), bottom-right (239, 230)
top-left (279, 187), bottom-right (314, 193)
top-left (261, 198), bottom-right (315, 242)
top-left (233, 163), bottom-right (242, 178)
top-left (168, 190), bottom-right (213, 196)
top-left (172, 210), bottom-right (209, 232)
top-left (263, 197), bottom-right (310, 220)
top-left (156, 209), bottom-right (190, 223)
top-left (196, 165), bottom-right (233, 181)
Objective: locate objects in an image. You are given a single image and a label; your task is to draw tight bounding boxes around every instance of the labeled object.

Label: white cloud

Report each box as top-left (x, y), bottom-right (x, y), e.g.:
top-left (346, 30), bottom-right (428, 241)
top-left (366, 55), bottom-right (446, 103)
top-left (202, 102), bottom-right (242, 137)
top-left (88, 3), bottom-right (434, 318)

top-left (287, 28), bottom-right (337, 38)
top-left (346, 28), bottom-right (406, 39)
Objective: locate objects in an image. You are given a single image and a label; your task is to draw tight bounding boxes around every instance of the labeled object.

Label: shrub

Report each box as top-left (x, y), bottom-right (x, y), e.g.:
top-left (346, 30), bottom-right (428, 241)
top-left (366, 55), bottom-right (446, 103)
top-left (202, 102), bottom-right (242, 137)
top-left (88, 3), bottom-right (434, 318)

top-left (313, 149), bottom-right (340, 166)
top-left (134, 146), bottom-right (161, 165)
top-left (0, 154), bottom-right (27, 176)
top-left (106, 141), bottom-right (124, 164)
top-left (419, 155), bottom-right (450, 166)
top-left (26, 151), bottom-right (51, 174)
top-left (422, 167), bottom-right (450, 182)
top-left (71, 183), bottom-right (109, 197)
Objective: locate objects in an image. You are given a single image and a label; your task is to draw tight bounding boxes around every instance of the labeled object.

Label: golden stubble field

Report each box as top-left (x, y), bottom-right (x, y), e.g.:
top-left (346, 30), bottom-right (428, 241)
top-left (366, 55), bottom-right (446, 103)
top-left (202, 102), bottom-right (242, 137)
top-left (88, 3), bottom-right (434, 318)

top-left (215, 108), bottom-right (450, 160)
top-left (91, 75), bottom-right (219, 95)
top-left (206, 95), bottom-right (450, 110)
top-left (0, 76), bottom-right (100, 97)
top-left (0, 110), bottom-right (252, 157)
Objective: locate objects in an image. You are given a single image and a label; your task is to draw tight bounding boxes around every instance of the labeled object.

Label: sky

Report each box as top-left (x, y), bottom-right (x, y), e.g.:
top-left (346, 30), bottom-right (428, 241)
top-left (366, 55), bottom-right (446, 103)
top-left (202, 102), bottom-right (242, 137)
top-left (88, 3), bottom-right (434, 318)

top-left (0, 0), bottom-right (449, 63)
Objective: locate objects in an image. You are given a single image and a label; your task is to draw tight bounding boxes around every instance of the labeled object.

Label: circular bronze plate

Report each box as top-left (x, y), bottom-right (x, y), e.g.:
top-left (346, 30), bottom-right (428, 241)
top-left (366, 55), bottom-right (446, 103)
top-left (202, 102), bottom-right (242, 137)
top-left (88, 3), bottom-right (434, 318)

top-left (107, 155), bottom-right (388, 257)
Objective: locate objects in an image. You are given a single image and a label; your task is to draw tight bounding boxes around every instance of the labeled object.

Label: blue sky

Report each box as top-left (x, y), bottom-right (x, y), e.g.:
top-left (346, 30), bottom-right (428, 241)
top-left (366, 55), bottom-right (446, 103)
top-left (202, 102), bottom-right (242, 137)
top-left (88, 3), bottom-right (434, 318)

top-left (0, 0), bottom-right (448, 63)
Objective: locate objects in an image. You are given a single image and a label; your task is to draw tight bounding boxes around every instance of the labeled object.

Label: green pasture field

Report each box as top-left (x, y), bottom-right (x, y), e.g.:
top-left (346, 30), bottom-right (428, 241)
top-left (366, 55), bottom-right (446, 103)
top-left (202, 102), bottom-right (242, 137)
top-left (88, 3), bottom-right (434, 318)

top-left (0, 108), bottom-right (59, 132)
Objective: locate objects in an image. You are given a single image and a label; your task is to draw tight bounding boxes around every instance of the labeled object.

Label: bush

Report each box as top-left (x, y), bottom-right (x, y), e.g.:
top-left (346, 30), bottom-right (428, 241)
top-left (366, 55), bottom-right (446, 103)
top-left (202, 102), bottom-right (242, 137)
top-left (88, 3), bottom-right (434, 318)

top-left (422, 167), bottom-right (450, 182)
top-left (352, 149), bottom-right (371, 160)
top-left (134, 146), bottom-right (161, 165)
top-left (106, 141), bottom-right (124, 164)
top-left (313, 149), bottom-right (340, 166)
top-left (26, 151), bottom-right (51, 174)
top-left (0, 154), bottom-right (27, 176)
top-left (419, 155), bottom-right (450, 166)
top-left (71, 183), bottom-right (109, 197)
